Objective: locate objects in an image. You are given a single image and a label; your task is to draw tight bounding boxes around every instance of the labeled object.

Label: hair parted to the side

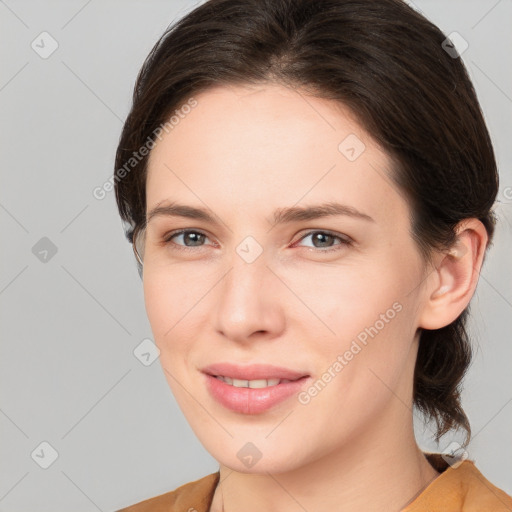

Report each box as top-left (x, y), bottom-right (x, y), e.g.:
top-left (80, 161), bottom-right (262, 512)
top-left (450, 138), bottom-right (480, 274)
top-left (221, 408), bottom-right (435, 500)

top-left (114, 0), bottom-right (499, 446)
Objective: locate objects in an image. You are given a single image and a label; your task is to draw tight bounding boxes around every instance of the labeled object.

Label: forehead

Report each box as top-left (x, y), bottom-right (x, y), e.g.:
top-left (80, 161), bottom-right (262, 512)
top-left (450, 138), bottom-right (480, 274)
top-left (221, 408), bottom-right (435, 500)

top-left (145, 83), bottom-right (408, 227)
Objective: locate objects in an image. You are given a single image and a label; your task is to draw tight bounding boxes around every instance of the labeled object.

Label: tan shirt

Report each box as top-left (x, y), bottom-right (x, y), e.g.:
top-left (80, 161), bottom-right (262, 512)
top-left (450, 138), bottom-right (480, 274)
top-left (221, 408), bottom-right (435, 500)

top-left (116, 453), bottom-right (512, 511)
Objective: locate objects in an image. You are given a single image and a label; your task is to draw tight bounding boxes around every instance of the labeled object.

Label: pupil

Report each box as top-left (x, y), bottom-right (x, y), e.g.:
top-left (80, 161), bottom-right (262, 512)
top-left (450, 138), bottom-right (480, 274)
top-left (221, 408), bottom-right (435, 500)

top-left (186, 232), bottom-right (204, 246)
top-left (314, 232), bottom-right (331, 247)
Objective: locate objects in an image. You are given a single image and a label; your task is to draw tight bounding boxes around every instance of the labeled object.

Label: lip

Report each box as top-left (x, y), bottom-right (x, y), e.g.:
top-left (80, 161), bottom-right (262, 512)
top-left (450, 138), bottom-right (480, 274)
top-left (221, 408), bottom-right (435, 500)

top-left (201, 362), bottom-right (309, 381)
top-left (201, 363), bottom-right (311, 414)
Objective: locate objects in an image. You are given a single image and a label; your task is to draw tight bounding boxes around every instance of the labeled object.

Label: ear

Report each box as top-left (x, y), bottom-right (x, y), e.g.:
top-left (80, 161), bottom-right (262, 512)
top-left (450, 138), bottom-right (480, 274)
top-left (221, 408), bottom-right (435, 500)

top-left (417, 219), bottom-right (489, 330)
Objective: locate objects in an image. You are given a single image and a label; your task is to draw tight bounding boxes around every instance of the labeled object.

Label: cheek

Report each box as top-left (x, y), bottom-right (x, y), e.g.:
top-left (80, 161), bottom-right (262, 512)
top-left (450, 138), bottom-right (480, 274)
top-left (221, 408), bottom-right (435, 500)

top-left (143, 263), bottom-right (203, 328)
top-left (285, 260), bottom-right (404, 342)
top-left (143, 271), bottom-right (170, 338)
top-left (296, 307), bottom-right (415, 441)
top-left (142, 271), bottom-right (195, 400)
top-left (294, 255), bottom-right (419, 393)
top-left (142, 268), bottom-right (192, 349)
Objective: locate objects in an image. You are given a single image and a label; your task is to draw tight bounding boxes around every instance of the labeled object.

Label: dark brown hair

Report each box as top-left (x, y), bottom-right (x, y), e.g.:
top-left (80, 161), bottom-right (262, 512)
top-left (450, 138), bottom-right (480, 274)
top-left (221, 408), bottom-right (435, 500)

top-left (114, 0), bottom-right (499, 445)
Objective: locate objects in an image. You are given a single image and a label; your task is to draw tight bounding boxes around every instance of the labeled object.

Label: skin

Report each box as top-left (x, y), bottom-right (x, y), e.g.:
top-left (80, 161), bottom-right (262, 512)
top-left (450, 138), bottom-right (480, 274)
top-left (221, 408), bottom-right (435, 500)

top-left (142, 82), bottom-right (488, 511)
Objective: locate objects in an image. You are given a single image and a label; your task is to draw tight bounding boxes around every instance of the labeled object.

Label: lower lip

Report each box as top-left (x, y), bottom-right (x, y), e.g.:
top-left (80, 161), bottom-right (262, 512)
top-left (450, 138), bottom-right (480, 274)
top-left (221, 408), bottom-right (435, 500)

top-left (204, 374), bottom-right (310, 414)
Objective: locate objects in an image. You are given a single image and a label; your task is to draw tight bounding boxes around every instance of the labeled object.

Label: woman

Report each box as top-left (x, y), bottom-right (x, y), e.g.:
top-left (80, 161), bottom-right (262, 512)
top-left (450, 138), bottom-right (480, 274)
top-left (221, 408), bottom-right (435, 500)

top-left (114, 0), bottom-right (512, 510)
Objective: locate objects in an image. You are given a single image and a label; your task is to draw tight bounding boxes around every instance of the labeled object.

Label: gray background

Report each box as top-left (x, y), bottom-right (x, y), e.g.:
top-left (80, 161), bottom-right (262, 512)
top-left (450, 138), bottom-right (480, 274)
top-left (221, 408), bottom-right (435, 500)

top-left (0, 0), bottom-right (511, 510)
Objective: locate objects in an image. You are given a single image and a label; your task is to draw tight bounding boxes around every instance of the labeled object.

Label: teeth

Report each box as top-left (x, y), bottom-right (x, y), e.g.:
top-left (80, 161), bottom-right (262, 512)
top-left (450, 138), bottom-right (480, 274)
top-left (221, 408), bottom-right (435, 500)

top-left (248, 378), bottom-right (280, 388)
top-left (215, 376), bottom-right (286, 388)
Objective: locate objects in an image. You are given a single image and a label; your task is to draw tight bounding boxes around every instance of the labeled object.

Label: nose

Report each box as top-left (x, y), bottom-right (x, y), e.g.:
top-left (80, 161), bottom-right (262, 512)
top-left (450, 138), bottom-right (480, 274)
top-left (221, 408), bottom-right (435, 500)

top-left (214, 249), bottom-right (286, 344)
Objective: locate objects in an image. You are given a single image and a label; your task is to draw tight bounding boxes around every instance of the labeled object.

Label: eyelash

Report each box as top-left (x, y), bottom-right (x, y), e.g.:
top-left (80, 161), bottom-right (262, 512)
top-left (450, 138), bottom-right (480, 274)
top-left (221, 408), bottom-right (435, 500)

top-left (161, 229), bottom-right (353, 254)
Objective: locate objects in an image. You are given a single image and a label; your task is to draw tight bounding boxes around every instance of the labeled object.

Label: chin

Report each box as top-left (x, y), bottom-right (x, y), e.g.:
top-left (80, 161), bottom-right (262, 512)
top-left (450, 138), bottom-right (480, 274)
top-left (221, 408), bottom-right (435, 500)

top-left (219, 457), bottom-right (300, 475)
top-left (200, 436), bottom-right (312, 475)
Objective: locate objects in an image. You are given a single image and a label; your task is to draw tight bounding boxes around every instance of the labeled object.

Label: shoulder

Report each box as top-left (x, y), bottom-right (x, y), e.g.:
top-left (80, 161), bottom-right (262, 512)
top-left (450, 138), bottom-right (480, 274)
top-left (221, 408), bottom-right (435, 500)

top-left (406, 455), bottom-right (512, 512)
top-left (457, 460), bottom-right (512, 511)
top-left (115, 471), bottom-right (220, 512)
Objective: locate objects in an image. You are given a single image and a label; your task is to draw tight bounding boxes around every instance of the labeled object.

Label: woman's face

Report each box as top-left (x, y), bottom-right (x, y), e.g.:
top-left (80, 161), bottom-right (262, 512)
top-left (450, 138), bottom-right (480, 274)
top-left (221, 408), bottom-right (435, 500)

top-left (143, 83), bottom-right (432, 472)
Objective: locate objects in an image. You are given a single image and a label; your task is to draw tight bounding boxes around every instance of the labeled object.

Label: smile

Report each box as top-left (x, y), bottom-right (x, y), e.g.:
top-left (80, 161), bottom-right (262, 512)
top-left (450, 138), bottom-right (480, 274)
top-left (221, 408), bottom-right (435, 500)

top-left (214, 376), bottom-right (294, 388)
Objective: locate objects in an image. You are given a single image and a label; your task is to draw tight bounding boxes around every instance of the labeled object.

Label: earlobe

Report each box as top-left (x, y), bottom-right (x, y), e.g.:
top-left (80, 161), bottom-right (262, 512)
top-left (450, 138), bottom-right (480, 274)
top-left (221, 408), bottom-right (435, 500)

top-left (417, 219), bottom-right (488, 330)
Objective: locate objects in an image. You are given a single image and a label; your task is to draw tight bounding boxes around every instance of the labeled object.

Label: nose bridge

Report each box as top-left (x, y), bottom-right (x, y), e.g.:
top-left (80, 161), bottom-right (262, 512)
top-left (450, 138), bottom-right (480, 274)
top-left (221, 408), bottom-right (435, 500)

top-left (222, 230), bottom-right (268, 295)
top-left (221, 244), bottom-right (268, 315)
top-left (214, 241), bottom-right (281, 339)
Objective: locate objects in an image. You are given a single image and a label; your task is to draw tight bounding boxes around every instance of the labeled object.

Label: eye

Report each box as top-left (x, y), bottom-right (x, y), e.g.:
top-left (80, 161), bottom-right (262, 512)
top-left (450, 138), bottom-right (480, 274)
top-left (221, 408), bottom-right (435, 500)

top-left (162, 229), bottom-right (213, 252)
top-left (293, 230), bottom-right (353, 253)
top-left (161, 229), bottom-right (353, 254)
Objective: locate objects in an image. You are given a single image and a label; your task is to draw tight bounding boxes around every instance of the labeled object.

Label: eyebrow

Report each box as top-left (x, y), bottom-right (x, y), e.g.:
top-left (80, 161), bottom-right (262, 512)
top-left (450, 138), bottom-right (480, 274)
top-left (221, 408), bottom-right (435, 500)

top-left (146, 200), bottom-right (375, 226)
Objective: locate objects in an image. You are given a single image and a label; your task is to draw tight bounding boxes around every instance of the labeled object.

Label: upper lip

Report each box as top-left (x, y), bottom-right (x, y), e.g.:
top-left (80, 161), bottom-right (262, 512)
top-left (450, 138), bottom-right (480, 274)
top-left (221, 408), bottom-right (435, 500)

top-left (201, 362), bottom-right (309, 381)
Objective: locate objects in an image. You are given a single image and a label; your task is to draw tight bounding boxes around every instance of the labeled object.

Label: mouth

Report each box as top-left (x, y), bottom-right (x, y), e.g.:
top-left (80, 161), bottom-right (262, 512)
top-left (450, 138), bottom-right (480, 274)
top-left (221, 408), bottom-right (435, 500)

top-left (201, 363), bottom-right (311, 414)
top-left (201, 362), bottom-right (310, 382)
top-left (212, 375), bottom-right (305, 388)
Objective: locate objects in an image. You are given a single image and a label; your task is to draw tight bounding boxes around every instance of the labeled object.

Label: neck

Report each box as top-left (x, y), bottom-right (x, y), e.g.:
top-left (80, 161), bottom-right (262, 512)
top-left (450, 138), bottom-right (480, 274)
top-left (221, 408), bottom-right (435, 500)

top-left (209, 410), bottom-right (440, 512)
